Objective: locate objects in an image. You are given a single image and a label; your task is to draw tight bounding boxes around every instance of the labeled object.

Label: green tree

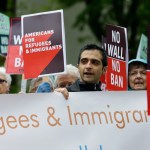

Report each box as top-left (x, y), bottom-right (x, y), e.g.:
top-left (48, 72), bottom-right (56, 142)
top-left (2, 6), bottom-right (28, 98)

top-left (0, 0), bottom-right (16, 17)
top-left (51, 0), bottom-right (150, 59)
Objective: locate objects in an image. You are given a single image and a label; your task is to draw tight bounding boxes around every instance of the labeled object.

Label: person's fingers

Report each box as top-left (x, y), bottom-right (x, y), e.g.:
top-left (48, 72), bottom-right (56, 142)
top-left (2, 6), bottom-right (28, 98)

top-left (55, 88), bottom-right (69, 100)
top-left (63, 89), bottom-right (69, 100)
top-left (59, 88), bottom-right (68, 100)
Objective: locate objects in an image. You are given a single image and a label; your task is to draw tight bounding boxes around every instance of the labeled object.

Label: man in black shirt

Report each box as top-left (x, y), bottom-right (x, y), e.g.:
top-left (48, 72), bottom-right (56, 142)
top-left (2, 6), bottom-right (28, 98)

top-left (55, 43), bottom-right (108, 99)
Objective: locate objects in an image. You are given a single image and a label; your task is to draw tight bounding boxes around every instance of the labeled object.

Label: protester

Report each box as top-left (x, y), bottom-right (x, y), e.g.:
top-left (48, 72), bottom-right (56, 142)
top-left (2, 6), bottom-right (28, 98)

top-left (128, 58), bottom-right (147, 90)
top-left (0, 66), bottom-right (12, 94)
top-left (55, 43), bottom-right (108, 99)
top-left (28, 77), bottom-right (43, 93)
top-left (54, 64), bottom-right (80, 88)
top-left (28, 76), bottom-right (54, 93)
top-left (35, 76), bottom-right (54, 93)
top-left (35, 81), bottom-right (52, 93)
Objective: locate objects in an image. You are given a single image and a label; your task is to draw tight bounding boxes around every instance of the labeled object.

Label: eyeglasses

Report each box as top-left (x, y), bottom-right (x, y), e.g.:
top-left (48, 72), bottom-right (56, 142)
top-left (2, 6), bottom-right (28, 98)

top-left (0, 79), bottom-right (7, 84)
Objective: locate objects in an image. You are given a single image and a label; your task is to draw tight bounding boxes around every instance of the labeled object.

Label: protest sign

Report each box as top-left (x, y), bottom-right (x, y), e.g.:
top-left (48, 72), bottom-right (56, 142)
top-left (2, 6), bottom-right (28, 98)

top-left (147, 26), bottom-right (150, 115)
top-left (21, 10), bottom-right (66, 79)
top-left (0, 13), bottom-right (10, 56)
top-left (100, 36), bottom-right (107, 91)
top-left (100, 74), bottom-right (106, 91)
top-left (136, 34), bottom-right (147, 60)
top-left (0, 91), bottom-right (149, 150)
top-left (6, 18), bottom-right (24, 74)
top-left (104, 24), bottom-right (128, 90)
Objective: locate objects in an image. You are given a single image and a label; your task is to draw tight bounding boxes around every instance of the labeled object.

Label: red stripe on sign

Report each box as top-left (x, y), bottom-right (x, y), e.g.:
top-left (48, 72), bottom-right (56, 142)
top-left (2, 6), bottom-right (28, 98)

top-left (147, 71), bottom-right (150, 115)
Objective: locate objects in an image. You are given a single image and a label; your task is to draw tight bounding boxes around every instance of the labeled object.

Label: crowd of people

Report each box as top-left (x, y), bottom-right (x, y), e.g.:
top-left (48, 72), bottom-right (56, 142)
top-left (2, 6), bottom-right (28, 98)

top-left (0, 43), bottom-right (147, 95)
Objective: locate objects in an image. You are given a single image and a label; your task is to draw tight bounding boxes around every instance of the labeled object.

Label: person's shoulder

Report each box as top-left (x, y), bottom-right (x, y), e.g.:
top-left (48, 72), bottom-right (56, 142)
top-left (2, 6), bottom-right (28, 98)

top-left (66, 79), bottom-right (80, 92)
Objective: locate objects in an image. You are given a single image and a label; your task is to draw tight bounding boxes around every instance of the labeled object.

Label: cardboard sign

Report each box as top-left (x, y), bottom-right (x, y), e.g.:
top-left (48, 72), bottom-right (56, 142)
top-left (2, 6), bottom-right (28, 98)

top-left (0, 13), bottom-right (10, 56)
top-left (6, 18), bottom-right (24, 74)
top-left (104, 24), bottom-right (128, 90)
top-left (21, 10), bottom-right (66, 79)
top-left (0, 91), bottom-right (149, 150)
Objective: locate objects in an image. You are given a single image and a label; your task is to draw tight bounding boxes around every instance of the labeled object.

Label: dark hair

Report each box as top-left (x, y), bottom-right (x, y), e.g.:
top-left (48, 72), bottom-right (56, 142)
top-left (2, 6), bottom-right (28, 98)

top-left (77, 43), bottom-right (107, 67)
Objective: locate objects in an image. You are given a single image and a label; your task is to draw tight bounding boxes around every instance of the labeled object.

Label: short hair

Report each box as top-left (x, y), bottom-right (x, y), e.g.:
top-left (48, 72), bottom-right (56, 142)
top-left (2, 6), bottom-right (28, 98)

top-left (77, 43), bottom-right (107, 67)
top-left (54, 64), bottom-right (80, 88)
top-left (64, 64), bottom-right (80, 78)
top-left (29, 77), bottom-right (43, 93)
top-left (29, 77), bottom-right (54, 93)
top-left (128, 59), bottom-right (147, 72)
top-left (0, 66), bottom-right (12, 85)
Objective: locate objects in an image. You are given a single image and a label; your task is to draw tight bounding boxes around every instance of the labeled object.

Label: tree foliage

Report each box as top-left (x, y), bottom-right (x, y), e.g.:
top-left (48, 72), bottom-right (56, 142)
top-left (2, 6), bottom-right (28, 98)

top-left (51, 0), bottom-right (150, 59)
top-left (2, 0), bottom-right (149, 59)
top-left (0, 0), bottom-right (16, 17)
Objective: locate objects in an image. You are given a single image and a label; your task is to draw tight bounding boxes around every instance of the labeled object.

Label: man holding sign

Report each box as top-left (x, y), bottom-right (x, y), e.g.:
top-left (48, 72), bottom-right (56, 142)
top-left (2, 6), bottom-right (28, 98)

top-left (55, 43), bottom-right (108, 99)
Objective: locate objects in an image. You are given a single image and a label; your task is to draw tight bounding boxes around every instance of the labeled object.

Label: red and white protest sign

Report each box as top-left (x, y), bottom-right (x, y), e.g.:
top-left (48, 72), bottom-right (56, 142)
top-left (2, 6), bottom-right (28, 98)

top-left (147, 26), bottom-right (150, 115)
top-left (100, 36), bottom-right (107, 91)
top-left (6, 18), bottom-right (24, 74)
top-left (104, 24), bottom-right (128, 91)
top-left (21, 10), bottom-right (66, 79)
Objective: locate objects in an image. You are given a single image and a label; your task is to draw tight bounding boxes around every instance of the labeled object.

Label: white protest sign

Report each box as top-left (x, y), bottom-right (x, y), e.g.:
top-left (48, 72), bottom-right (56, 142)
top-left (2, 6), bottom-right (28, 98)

top-left (0, 91), bottom-right (149, 150)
